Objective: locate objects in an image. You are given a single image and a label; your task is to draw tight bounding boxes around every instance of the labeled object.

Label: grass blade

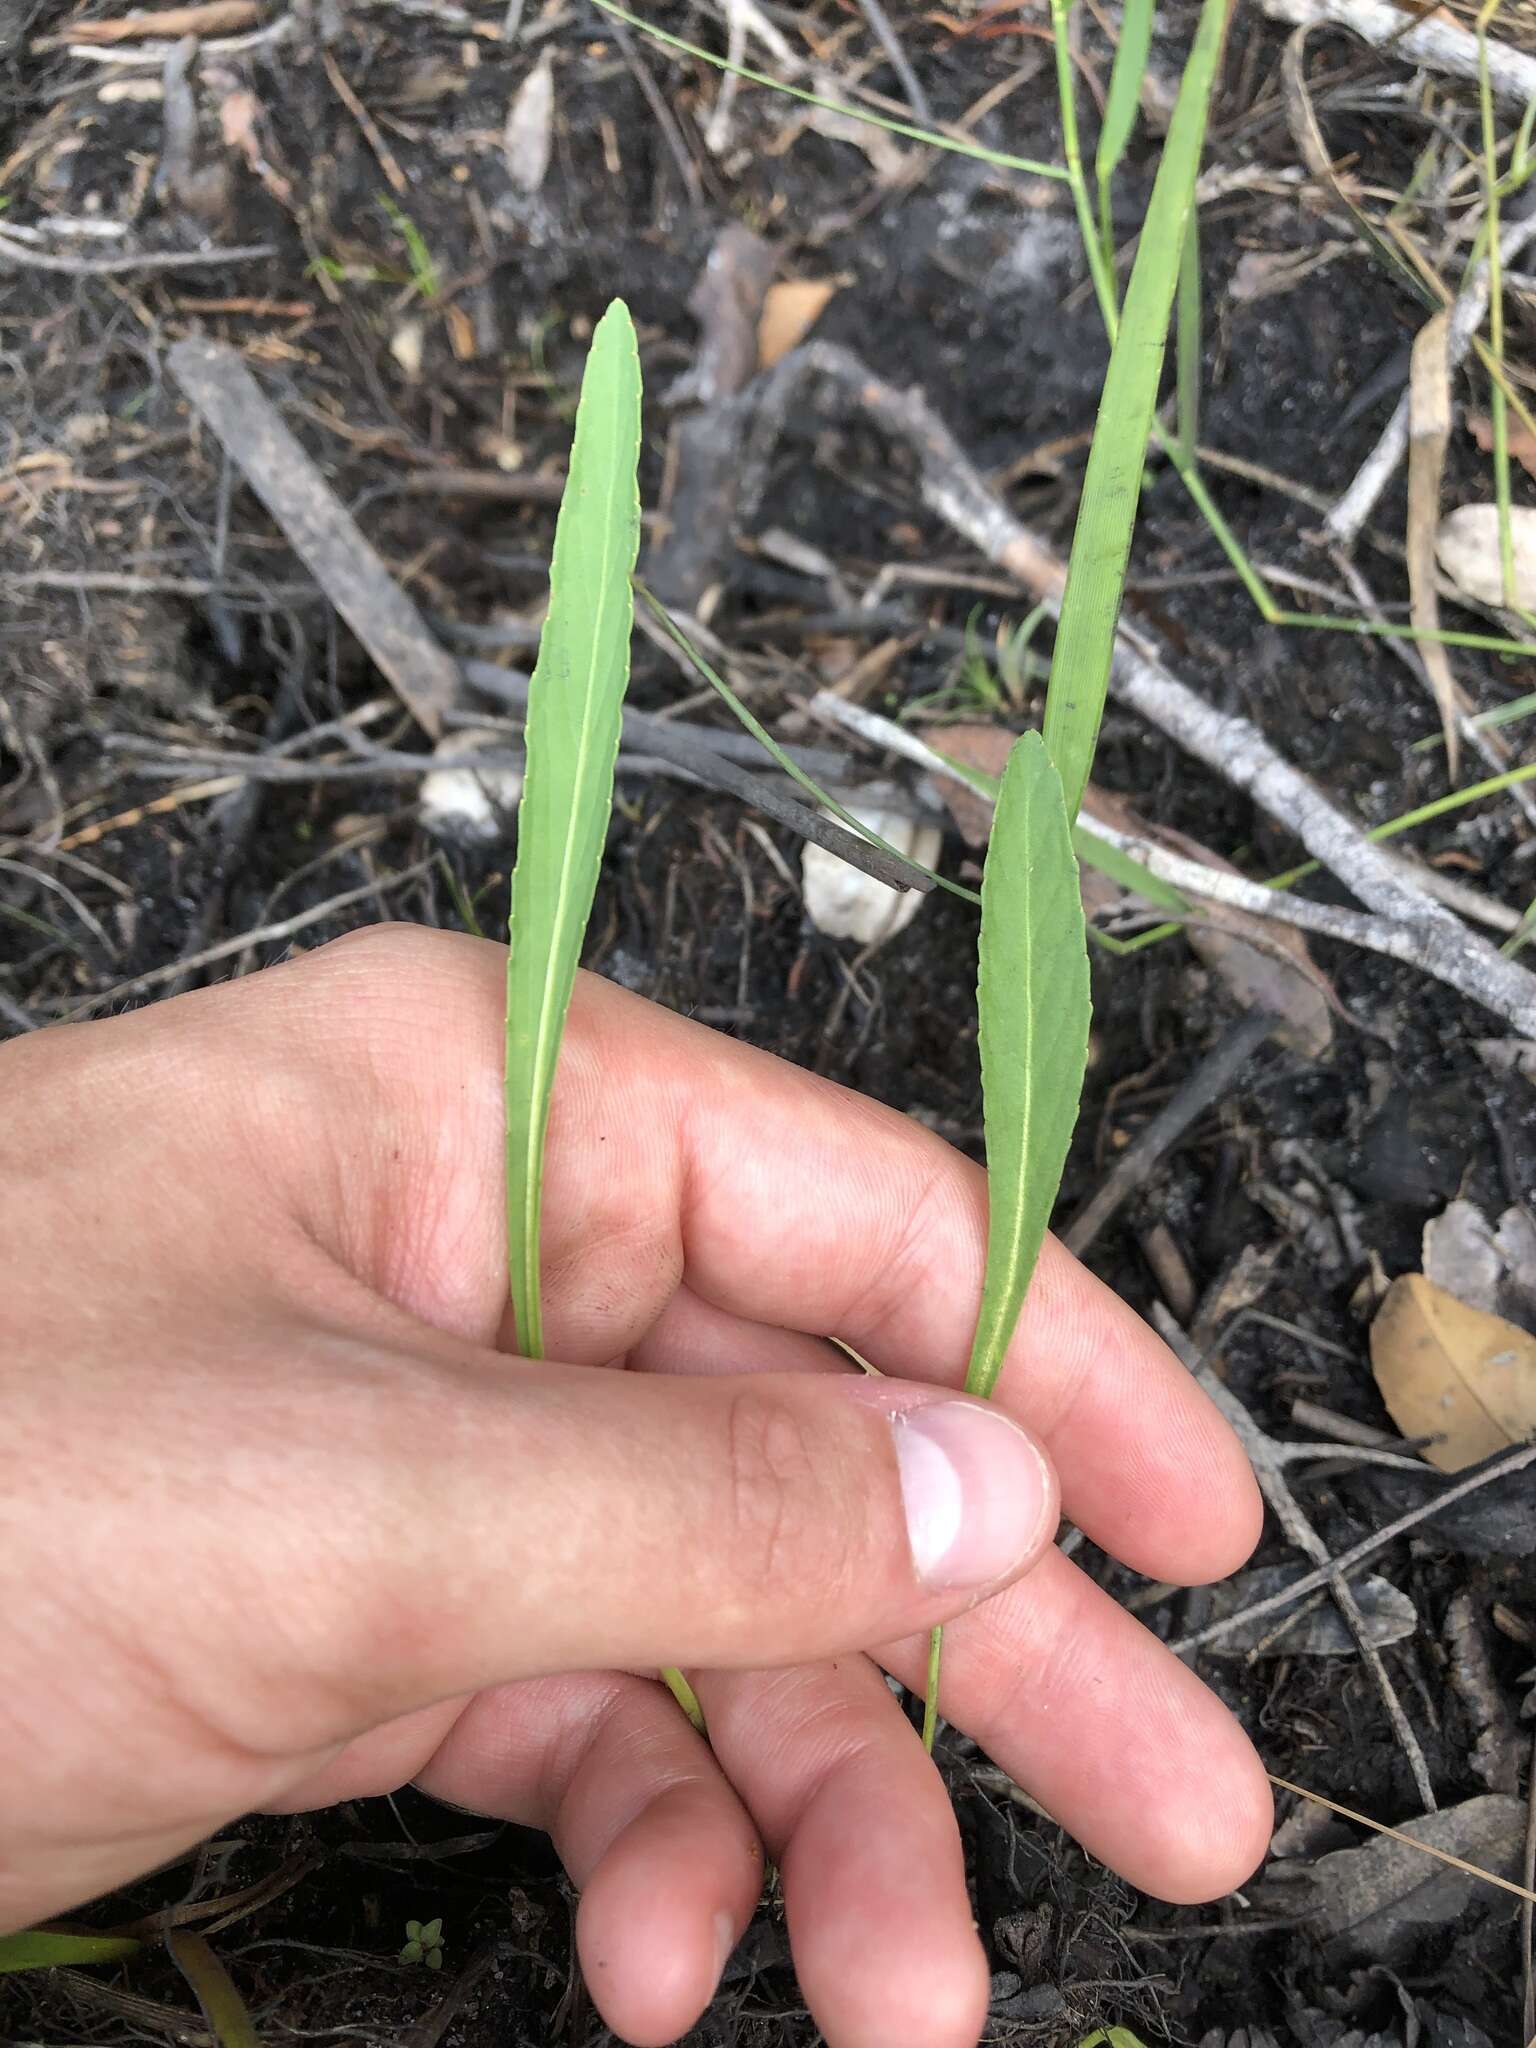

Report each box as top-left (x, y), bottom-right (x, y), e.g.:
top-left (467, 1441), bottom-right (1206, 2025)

top-left (1043, 0), bottom-right (1228, 818)
top-left (506, 299), bottom-right (642, 1357)
top-left (587, 0), bottom-right (1069, 182)
top-left (1094, 0), bottom-right (1156, 262)
top-left (964, 733), bottom-right (1091, 1402)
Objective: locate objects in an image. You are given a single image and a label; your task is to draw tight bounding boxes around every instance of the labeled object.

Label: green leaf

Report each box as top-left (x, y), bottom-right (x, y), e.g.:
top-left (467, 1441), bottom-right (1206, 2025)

top-left (1043, 0), bottom-right (1227, 818)
top-left (924, 733), bottom-right (1091, 1749)
top-left (505, 299), bottom-right (642, 1358)
top-left (419, 1920), bottom-right (442, 1947)
top-left (964, 732), bottom-right (1091, 1401)
top-left (1094, 0), bottom-right (1155, 244)
top-left (0, 1931), bottom-right (140, 1974)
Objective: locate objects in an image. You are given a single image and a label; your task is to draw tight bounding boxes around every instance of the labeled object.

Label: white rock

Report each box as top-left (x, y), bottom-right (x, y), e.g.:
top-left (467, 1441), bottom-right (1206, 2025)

top-left (389, 318), bottom-right (425, 382)
top-left (504, 49), bottom-right (554, 196)
top-left (419, 729), bottom-right (523, 844)
top-left (801, 789), bottom-right (942, 947)
top-left (1435, 502), bottom-right (1536, 611)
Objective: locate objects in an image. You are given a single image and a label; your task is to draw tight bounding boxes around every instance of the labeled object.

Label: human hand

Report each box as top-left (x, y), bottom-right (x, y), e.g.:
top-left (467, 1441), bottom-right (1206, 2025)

top-left (0, 925), bottom-right (1269, 2048)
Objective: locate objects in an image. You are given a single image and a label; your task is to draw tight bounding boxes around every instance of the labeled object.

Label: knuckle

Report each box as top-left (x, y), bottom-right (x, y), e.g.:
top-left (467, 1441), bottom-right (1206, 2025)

top-left (305, 920), bottom-right (445, 980)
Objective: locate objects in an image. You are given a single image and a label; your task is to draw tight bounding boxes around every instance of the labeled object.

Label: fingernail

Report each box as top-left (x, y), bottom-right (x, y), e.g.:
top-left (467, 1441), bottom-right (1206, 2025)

top-left (893, 1402), bottom-right (1051, 1591)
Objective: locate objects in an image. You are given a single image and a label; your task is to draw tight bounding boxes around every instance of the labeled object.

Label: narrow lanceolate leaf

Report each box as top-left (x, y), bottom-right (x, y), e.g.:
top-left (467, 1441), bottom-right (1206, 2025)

top-left (965, 732), bottom-right (1091, 1399)
top-left (506, 300), bottom-right (642, 1357)
top-left (1042, 0), bottom-right (1228, 819)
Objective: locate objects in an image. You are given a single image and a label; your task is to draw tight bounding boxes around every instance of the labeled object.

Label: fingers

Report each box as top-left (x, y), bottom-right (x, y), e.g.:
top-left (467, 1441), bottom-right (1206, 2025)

top-left (279, 930), bottom-right (1258, 1590)
top-left (877, 1546), bottom-right (1273, 1903)
top-left (550, 971), bottom-right (1259, 1586)
top-left (413, 1675), bottom-right (762, 2046)
top-left (695, 1660), bottom-right (990, 2048)
top-left (208, 1336), bottom-right (1058, 1745)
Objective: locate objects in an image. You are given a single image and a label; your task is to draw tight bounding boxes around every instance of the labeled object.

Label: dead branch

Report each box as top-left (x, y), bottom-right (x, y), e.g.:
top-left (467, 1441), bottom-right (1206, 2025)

top-left (1170, 1438), bottom-right (1536, 1655)
top-left (1262, 0), bottom-right (1536, 105)
top-left (0, 232), bottom-right (274, 275)
top-left (1155, 1305), bottom-right (1437, 1810)
top-left (809, 693), bottom-right (1536, 1034)
top-left (748, 344), bottom-right (1536, 1036)
top-left (168, 338), bottom-right (460, 739)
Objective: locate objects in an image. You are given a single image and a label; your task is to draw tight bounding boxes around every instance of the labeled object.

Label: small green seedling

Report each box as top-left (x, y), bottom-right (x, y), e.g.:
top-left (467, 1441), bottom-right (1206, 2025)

top-left (505, 299), bottom-right (642, 1362)
top-left (379, 198), bottom-right (440, 302)
top-left (922, 735), bottom-right (1091, 1748)
top-left (501, 302), bottom-right (706, 1726)
top-left (399, 1918), bottom-right (444, 1969)
top-left (919, 0), bottom-right (1227, 1749)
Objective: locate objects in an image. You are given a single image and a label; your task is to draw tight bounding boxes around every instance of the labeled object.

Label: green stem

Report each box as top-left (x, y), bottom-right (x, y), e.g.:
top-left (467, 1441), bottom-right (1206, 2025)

top-left (1050, 0), bottom-right (1121, 337)
top-left (922, 1625), bottom-right (943, 1753)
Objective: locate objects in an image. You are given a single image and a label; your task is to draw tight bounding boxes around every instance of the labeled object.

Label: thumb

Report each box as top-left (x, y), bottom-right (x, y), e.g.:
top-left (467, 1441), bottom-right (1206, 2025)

top-left (289, 1350), bottom-right (1059, 1735)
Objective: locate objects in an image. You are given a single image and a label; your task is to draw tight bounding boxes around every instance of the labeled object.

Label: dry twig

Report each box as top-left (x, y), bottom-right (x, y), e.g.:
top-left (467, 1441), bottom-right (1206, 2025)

top-left (1170, 1439), bottom-right (1536, 1654)
top-left (1328, 209), bottom-right (1536, 545)
top-left (809, 693), bottom-right (1536, 1032)
top-left (1263, 0), bottom-right (1536, 104)
top-left (0, 232), bottom-right (273, 275)
top-left (748, 344), bottom-right (1536, 1034)
top-left (1154, 1305), bottom-right (1437, 1810)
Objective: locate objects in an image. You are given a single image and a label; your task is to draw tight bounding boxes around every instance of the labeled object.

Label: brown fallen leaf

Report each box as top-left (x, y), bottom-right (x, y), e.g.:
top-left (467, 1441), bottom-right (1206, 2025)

top-left (758, 279), bottom-right (839, 369)
top-left (1467, 410), bottom-right (1536, 484)
top-left (1300, 1793), bottom-right (1526, 1962)
top-left (918, 723), bottom-right (1334, 1057)
top-left (1370, 1272), bottom-right (1536, 1472)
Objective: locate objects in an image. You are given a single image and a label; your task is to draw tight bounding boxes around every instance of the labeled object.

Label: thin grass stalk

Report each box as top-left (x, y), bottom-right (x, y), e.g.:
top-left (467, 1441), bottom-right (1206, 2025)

top-left (1176, 213), bottom-right (1202, 458)
top-left (587, 0), bottom-right (1069, 181)
top-left (1042, 0), bottom-right (1229, 818)
top-left (1051, 0), bottom-right (1121, 335)
top-left (1478, 0), bottom-right (1517, 609)
top-left (1094, 0), bottom-right (1156, 278)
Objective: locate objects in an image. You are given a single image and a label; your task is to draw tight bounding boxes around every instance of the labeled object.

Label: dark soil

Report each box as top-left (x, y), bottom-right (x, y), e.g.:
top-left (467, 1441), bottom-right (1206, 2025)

top-left (2, 2), bottom-right (1534, 2045)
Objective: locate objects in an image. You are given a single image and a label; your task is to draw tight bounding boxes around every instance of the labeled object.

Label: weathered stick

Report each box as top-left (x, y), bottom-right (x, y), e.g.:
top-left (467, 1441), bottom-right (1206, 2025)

top-left (1262, 0), bottom-right (1536, 105)
top-left (812, 693), bottom-right (1536, 1032)
top-left (749, 344), bottom-right (1536, 1035)
top-left (169, 337), bottom-right (459, 738)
